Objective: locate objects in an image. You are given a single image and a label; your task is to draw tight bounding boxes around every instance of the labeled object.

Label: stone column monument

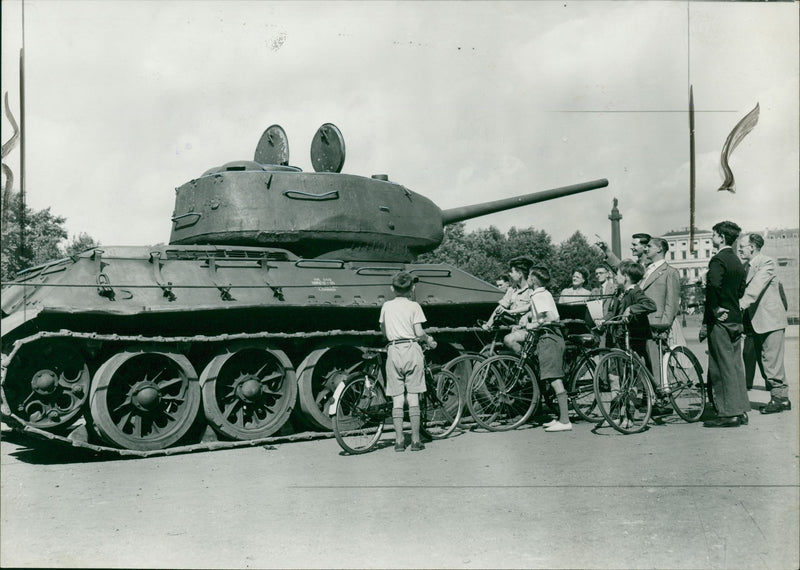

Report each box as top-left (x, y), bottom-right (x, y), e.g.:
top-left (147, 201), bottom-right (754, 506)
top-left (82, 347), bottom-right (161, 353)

top-left (608, 197), bottom-right (622, 259)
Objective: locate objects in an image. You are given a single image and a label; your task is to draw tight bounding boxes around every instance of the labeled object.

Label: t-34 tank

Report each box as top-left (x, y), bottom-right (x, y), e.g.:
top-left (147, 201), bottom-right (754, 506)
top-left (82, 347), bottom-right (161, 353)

top-left (1, 123), bottom-right (607, 451)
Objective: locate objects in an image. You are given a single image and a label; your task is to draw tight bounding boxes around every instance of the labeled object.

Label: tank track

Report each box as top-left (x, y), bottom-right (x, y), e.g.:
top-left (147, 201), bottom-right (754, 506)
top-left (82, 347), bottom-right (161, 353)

top-left (1, 326), bottom-right (481, 459)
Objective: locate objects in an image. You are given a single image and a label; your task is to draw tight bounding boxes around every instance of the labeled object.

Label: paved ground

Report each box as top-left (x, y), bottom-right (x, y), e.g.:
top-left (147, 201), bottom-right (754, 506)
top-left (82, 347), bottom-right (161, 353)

top-left (2, 329), bottom-right (798, 569)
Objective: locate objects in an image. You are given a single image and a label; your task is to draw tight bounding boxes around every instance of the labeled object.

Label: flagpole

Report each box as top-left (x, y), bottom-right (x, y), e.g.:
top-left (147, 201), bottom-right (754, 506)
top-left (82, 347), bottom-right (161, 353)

top-left (689, 85), bottom-right (695, 254)
top-left (19, 47), bottom-right (26, 259)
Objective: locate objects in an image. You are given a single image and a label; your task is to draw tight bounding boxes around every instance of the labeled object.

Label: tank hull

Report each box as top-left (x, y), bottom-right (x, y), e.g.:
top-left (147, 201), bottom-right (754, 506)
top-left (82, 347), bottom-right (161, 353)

top-left (1, 245), bottom-right (499, 449)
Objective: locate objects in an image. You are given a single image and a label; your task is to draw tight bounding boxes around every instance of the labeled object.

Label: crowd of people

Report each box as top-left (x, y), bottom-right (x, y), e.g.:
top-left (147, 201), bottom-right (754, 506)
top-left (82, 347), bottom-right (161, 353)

top-left (377, 220), bottom-right (791, 449)
top-left (482, 221), bottom-right (791, 430)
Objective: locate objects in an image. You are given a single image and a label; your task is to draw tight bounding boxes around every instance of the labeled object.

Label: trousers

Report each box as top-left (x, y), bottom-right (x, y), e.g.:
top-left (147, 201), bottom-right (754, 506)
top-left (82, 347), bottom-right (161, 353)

top-left (707, 323), bottom-right (750, 417)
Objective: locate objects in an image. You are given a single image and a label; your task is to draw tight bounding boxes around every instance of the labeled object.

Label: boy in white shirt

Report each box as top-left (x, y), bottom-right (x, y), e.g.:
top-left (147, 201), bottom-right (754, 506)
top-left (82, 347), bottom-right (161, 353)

top-left (379, 271), bottom-right (436, 452)
top-left (521, 266), bottom-right (570, 432)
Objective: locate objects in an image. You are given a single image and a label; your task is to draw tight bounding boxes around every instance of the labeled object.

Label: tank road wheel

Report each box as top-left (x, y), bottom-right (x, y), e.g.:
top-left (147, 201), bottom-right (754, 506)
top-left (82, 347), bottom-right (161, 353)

top-left (2, 340), bottom-right (91, 431)
top-left (296, 346), bottom-right (362, 431)
top-left (200, 345), bottom-right (296, 440)
top-left (89, 350), bottom-right (201, 450)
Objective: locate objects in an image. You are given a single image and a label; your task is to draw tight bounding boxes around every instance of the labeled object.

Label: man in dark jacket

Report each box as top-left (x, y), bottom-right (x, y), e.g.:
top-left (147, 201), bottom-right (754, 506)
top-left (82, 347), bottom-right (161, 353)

top-left (703, 221), bottom-right (748, 428)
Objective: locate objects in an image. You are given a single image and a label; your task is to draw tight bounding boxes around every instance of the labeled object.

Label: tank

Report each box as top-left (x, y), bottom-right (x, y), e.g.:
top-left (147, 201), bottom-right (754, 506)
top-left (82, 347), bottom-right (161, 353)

top-left (1, 123), bottom-right (607, 452)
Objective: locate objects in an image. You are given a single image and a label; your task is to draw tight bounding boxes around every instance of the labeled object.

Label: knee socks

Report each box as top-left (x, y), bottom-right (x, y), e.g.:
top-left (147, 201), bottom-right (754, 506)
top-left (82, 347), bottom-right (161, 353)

top-left (408, 406), bottom-right (421, 443)
top-left (392, 408), bottom-right (404, 444)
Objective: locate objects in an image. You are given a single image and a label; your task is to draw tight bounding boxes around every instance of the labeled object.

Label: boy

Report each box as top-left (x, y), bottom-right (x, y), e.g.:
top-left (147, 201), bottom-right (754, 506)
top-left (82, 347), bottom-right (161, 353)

top-left (483, 256), bottom-right (533, 333)
top-left (605, 259), bottom-right (657, 360)
top-left (602, 260), bottom-right (657, 428)
top-left (379, 271), bottom-right (436, 452)
top-left (519, 265), bottom-right (571, 432)
top-left (495, 273), bottom-right (511, 292)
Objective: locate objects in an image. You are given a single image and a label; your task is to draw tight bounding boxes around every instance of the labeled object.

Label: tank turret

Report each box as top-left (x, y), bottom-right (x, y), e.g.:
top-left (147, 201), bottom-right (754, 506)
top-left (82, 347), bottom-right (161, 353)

top-left (169, 124), bottom-right (608, 261)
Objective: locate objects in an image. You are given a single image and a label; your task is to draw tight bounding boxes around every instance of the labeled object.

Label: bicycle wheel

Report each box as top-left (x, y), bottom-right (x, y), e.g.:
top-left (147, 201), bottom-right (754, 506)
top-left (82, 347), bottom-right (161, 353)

top-left (593, 351), bottom-right (652, 434)
top-left (332, 373), bottom-right (389, 454)
top-left (665, 346), bottom-right (706, 422)
top-left (442, 353), bottom-right (486, 398)
top-left (567, 352), bottom-right (603, 423)
top-left (420, 369), bottom-right (464, 439)
top-left (466, 355), bottom-right (539, 431)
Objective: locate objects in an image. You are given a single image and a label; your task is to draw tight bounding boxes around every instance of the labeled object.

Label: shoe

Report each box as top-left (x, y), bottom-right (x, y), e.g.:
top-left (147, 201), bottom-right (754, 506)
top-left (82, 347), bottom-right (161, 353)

top-left (542, 418), bottom-right (559, 428)
top-left (410, 441), bottom-right (425, 451)
top-left (544, 421), bottom-right (572, 432)
top-left (760, 398), bottom-right (791, 415)
top-left (394, 441), bottom-right (405, 452)
top-left (739, 413), bottom-right (748, 426)
top-left (652, 404), bottom-right (673, 417)
top-left (703, 416), bottom-right (741, 428)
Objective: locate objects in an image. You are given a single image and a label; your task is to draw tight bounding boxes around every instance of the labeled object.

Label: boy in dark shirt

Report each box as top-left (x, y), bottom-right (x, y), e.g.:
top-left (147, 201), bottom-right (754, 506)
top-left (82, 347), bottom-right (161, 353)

top-left (606, 259), bottom-right (657, 359)
top-left (601, 260), bottom-right (657, 427)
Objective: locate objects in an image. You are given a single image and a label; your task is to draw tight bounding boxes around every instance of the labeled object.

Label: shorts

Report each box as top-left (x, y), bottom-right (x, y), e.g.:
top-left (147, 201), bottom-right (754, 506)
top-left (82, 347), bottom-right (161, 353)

top-left (385, 343), bottom-right (426, 397)
top-left (537, 331), bottom-right (565, 381)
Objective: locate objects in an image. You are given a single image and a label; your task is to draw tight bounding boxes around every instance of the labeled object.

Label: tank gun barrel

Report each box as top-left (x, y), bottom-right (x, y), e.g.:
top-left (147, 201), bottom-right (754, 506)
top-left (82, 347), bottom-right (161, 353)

top-left (440, 178), bottom-right (608, 225)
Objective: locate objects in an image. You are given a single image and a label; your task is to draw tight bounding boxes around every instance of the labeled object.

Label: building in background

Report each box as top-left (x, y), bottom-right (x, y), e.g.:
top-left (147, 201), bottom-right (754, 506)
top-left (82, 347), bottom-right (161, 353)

top-left (662, 228), bottom-right (714, 282)
top-left (762, 228), bottom-right (799, 321)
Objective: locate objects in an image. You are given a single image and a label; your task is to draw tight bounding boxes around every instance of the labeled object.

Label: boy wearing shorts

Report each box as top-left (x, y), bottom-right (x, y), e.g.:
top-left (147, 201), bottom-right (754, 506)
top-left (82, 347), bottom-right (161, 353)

top-left (379, 271), bottom-right (436, 452)
top-left (521, 266), bottom-right (571, 432)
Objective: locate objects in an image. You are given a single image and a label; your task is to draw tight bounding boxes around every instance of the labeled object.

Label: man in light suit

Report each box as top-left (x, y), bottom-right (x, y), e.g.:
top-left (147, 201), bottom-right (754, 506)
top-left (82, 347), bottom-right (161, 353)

top-left (703, 221), bottom-right (749, 428)
top-left (738, 233), bottom-right (791, 414)
top-left (640, 237), bottom-right (684, 415)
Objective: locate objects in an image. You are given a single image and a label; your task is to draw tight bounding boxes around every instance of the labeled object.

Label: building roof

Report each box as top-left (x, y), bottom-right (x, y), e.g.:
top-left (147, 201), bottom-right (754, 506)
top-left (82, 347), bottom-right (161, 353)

top-left (661, 228), bottom-right (711, 237)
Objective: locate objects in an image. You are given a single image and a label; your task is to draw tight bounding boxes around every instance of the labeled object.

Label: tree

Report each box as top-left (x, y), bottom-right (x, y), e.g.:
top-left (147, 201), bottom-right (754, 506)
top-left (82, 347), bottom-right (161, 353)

top-left (1, 191), bottom-right (99, 281)
top-left (503, 227), bottom-right (555, 268)
top-left (419, 225), bottom-right (607, 293)
top-left (551, 231), bottom-right (605, 291)
top-left (64, 232), bottom-right (100, 257)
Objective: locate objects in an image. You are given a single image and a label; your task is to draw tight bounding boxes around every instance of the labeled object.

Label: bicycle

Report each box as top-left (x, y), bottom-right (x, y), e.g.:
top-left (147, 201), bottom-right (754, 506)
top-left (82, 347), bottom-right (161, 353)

top-left (465, 321), bottom-right (607, 431)
top-left (441, 320), bottom-right (506, 397)
top-left (592, 315), bottom-right (705, 434)
top-left (330, 345), bottom-right (464, 454)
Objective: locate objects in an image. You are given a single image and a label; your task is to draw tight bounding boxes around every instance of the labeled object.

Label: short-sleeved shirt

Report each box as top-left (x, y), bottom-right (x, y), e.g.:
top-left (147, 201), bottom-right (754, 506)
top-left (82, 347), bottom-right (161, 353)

top-left (379, 296), bottom-right (426, 341)
top-left (379, 296), bottom-right (427, 396)
top-left (499, 285), bottom-right (532, 313)
top-left (521, 287), bottom-right (560, 326)
top-left (499, 285), bottom-right (532, 327)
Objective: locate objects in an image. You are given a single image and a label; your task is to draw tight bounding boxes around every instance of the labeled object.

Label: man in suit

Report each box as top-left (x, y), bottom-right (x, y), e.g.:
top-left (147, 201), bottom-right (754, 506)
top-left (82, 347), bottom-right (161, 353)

top-left (591, 264), bottom-right (617, 311)
top-left (703, 221), bottom-right (749, 428)
top-left (737, 241), bottom-right (760, 391)
top-left (738, 233), bottom-right (791, 414)
top-left (640, 237), bottom-right (684, 414)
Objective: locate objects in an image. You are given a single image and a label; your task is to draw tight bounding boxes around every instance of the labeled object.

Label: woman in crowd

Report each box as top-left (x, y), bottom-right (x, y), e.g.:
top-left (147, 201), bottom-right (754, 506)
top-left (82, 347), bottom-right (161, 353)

top-left (558, 266), bottom-right (592, 305)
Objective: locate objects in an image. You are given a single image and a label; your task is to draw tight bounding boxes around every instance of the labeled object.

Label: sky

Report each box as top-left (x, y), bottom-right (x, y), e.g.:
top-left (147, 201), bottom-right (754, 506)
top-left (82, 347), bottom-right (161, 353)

top-left (1, 0), bottom-right (798, 252)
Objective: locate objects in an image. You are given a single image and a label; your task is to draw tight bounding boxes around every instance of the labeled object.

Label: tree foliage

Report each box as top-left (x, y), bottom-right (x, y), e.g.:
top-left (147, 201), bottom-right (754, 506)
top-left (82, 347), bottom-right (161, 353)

top-left (418, 223), bottom-right (605, 291)
top-left (551, 231), bottom-right (605, 290)
top-left (1, 191), bottom-right (99, 281)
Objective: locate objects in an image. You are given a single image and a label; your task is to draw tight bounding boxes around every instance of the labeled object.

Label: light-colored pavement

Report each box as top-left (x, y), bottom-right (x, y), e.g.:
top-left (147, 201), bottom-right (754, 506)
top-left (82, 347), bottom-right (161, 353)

top-left (2, 335), bottom-right (798, 569)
